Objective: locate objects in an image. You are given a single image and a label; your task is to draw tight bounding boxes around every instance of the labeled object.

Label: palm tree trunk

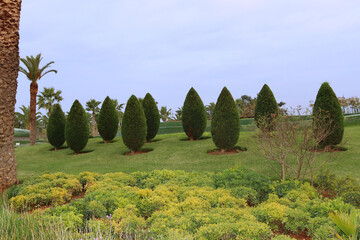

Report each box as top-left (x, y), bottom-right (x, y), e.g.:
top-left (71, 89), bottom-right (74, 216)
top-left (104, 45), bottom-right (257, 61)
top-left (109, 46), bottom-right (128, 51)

top-left (29, 81), bottom-right (38, 145)
top-left (0, 0), bottom-right (22, 191)
top-left (92, 112), bottom-right (96, 136)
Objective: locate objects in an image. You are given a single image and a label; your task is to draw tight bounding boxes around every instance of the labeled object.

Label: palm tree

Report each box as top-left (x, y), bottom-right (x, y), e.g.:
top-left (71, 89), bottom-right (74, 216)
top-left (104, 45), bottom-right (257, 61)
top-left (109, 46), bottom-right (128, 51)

top-left (172, 107), bottom-right (182, 121)
top-left (0, 0), bottom-right (22, 191)
top-left (19, 54), bottom-right (57, 145)
top-left (37, 87), bottom-right (63, 116)
top-left (206, 102), bottom-right (216, 120)
top-left (86, 99), bottom-right (102, 136)
top-left (15, 105), bottom-right (31, 129)
top-left (111, 99), bottom-right (125, 124)
top-left (160, 106), bottom-right (172, 122)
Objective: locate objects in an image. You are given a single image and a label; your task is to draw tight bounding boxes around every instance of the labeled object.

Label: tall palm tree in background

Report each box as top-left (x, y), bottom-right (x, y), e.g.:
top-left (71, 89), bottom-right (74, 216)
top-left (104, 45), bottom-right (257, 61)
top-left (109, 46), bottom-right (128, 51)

top-left (160, 106), bottom-right (172, 122)
top-left (37, 87), bottom-right (63, 116)
top-left (111, 99), bottom-right (125, 125)
top-left (19, 54), bottom-right (57, 145)
top-left (206, 102), bottom-right (216, 120)
top-left (86, 99), bottom-right (102, 136)
top-left (0, 0), bottom-right (22, 191)
top-left (15, 105), bottom-right (30, 129)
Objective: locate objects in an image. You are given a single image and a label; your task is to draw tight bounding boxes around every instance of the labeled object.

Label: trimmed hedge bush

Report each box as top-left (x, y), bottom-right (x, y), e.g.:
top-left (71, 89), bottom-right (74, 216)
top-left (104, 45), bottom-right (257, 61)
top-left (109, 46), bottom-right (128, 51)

top-left (47, 104), bottom-right (66, 149)
top-left (254, 84), bottom-right (279, 131)
top-left (142, 93), bottom-right (160, 142)
top-left (182, 87), bottom-right (207, 140)
top-left (65, 100), bottom-right (89, 153)
top-left (211, 87), bottom-right (240, 151)
top-left (121, 95), bottom-right (147, 153)
top-left (97, 96), bottom-right (119, 143)
top-left (313, 82), bottom-right (344, 146)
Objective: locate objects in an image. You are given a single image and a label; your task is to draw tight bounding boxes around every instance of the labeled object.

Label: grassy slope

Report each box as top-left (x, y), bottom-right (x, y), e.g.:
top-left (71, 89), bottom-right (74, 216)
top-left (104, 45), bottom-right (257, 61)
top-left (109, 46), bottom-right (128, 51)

top-left (15, 125), bottom-right (360, 181)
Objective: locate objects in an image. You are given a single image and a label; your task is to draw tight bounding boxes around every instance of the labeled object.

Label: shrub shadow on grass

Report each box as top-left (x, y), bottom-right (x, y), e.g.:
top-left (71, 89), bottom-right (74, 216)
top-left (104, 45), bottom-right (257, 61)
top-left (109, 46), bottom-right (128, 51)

top-left (97, 139), bottom-right (119, 144)
top-left (207, 146), bottom-right (247, 155)
top-left (146, 139), bottom-right (162, 143)
top-left (123, 148), bottom-right (154, 156)
top-left (312, 145), bottom-right (347, 152)
top-left (179, 136), bottom-right (212, 141)
top-left (68, 150), bottom-right (94, 155)
top-left (49, 146), bottom-right (68, 151)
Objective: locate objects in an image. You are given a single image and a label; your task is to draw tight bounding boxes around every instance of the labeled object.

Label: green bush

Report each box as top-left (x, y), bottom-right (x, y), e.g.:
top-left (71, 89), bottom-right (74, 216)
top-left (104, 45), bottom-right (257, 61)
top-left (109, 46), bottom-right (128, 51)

top-left (121, 95), bottom-right (147, 153)
top-left (254, 84), bottom-right (279, 131)
top-left (97, 96), bottom-right (119, 143)
top-left (65, 100), bottom-right (89, 153)
top-left (313, 82), bottom-right (344, 146)
top-left (182, 87), bottom-right (207, 140)
top-left (46, 104), bottom-right (66, 149)
top-left (142, 93), bottom-right (160, 142)
top-left (211, 87), bottom-right (240, 151)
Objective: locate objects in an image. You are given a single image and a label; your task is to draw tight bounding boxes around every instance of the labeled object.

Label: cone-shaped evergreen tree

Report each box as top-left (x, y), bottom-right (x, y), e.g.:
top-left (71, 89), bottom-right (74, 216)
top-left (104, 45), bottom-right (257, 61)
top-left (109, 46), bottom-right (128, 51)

top-left (97, 96), bottom-right (119, 143)
top-left (313, 82), bottom-right (344, 146)
top-left (254, 84), bottom-right (279, 131)
top-left (182, 87), bottom-right (207, 141)
top-left (122, 95), bottom-right (147, 153)
top-left (65, 100), bottom-right (89, 153)
top-left (47, 104), bottom-right (65, 149)
top-left (142, 93), bottom-right (160, 142)
top-left (211, 87), bottom-right (240, 151)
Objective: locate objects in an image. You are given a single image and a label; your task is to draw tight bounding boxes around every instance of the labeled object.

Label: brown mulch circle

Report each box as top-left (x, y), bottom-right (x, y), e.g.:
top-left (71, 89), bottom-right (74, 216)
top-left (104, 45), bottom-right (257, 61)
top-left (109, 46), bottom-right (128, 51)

top-left (50, 147), bottom-right (68, 151)
top-left (207, 148), bottom-right (246, 155)
top-left (180, 136), bottom-right (212, 141)
top-left (125, 150), bottom-right (152, 156)
top-left (311, 146), bottom-right (347, 153)
top-left (69, 150), bottom-right (93, 155)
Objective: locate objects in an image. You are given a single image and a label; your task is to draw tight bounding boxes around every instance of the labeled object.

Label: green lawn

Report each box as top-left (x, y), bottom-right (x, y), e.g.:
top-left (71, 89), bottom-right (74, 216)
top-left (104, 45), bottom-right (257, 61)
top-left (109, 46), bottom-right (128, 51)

top-left (15, 125), bottom-right (360, 181)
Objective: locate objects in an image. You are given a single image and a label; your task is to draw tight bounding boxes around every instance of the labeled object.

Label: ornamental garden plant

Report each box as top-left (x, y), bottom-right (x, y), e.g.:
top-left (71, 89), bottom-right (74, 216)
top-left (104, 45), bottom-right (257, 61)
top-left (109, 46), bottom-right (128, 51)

top-left (254, 84), bottom-right (279, 131)
top-left (121, 95), bottom-right (147, 154)
top-left (142, 93), bottom-right (160, 142)
top-left (65, 100), bottom-right (89, 153)
top-left (211, 87), bottom-right (240, 152)
top-left (46, 104), bottom-right (65, 150)
top-left (97, 96), bottom-right (119, 143)
top-left (182, 87), bottom-right (207, 141)
top-left (313, 82), bottom-right (344, 147)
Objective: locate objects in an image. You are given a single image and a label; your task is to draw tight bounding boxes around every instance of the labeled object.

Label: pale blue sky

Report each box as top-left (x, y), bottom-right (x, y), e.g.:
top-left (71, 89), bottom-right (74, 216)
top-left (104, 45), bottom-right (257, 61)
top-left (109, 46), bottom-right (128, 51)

top-left (16, 0), bottom-right (360, 115)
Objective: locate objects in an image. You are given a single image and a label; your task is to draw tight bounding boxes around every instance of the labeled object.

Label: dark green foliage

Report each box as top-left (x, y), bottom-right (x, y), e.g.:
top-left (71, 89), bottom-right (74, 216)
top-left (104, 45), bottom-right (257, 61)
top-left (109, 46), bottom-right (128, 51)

top-left (254, 84), bottom-right (279, 130)
top-left (211, 87), bottom-right (240, 150)
top-left (97, 96), bottom-right (119, 143)
top-left (142, 93), bottom-right (160, 141)
top-left (65, 100), bottom-right (89, 153)
top-left (122, 95), bottom-right (147, 152)
top-left (47, 104), bottom-right (65, 149)
top-left (313, 82), bottom-right (344, 146)
top-left (182, 87), bottom-right (207, 140)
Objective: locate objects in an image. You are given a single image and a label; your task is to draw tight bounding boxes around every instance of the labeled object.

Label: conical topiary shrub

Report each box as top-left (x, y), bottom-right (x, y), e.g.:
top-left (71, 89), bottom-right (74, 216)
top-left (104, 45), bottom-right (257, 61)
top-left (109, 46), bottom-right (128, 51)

top-left (211, 87), bottom-right (240, 152)
top-left (182, 87), bottom-right (207, 141)
top-left (121, 95), bottom-right (147, 153)
top-left (313, 82), bottom-right (344, 146)
top-left (47, 104), bottom-right (66, 150)
top-left (254, 84), bottom-right (279, 131)
top-left (142, 93), bottom-right (160, 142)
top-left (97, 96), bottom-right (119, 143)
top-left (65, 100), bottom-right (89, 153)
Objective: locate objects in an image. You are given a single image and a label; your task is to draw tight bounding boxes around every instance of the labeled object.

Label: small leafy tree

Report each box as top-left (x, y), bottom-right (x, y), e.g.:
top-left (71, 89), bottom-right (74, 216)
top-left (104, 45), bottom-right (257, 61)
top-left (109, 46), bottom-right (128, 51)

top-left (254, 113), bottom-right (335, 181)
top-left (121, 95), bottom-right (147, 153)
top-left (97, 96), bottom-right (119, 143)
top-left (254, 84), bottom-right (279, 131)
top-left (142, 93), bottom-right (160, 142)
top-left (313, 82), bottom-right (344, 147)
top-left (211, 87), bottom-right (240, 152)
top-left (182, 87), bottom-right (207, 141)
top-left (46, 104), bottom-right (65, 150)
top-left (65, 100), bottom-right (89, 153)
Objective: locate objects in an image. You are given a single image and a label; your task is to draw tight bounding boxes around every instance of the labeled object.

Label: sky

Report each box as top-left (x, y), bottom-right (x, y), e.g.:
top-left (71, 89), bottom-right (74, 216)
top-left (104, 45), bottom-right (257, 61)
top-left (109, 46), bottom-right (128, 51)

top-left (16, 0), bottom-right (360, 115)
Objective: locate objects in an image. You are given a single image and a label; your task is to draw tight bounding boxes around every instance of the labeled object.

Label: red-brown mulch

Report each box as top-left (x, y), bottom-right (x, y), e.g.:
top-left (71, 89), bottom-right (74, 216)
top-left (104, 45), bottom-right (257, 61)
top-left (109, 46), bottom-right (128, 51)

top-left (273, 223), bottom-right (312, 240)
top-left (125, 150), bottom-right (152, 156)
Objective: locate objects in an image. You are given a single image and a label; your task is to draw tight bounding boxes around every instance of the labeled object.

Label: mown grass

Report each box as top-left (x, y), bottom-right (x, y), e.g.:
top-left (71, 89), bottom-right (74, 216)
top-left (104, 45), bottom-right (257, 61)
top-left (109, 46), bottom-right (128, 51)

top-left (15, 125), bottom-right (360, 181)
